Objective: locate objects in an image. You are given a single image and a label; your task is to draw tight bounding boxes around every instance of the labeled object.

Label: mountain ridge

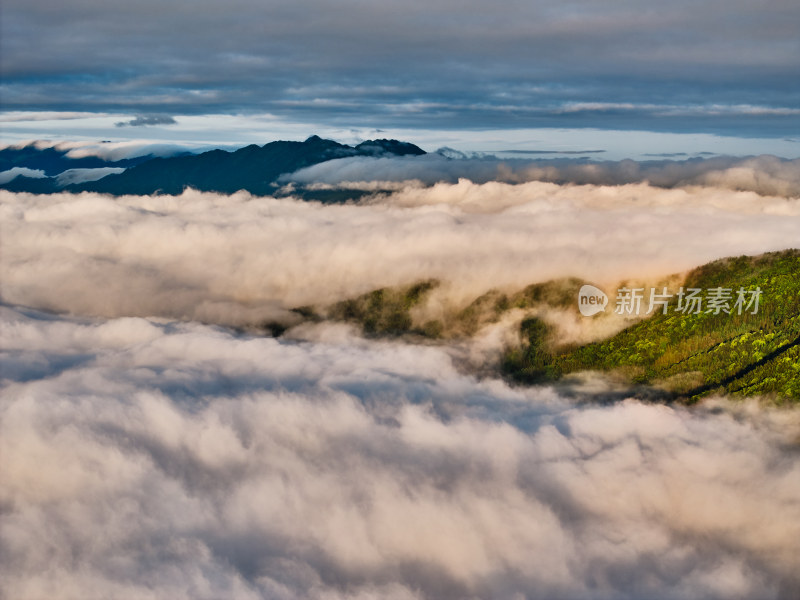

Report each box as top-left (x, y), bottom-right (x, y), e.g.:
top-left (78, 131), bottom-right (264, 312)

top-left (276, 249), bottom-right (800, 402)
top-left (0, 136), bottom-right (426, 197)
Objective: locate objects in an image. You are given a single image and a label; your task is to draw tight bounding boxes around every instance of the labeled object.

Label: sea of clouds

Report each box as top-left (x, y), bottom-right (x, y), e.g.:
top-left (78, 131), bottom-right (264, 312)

top-left (2, 305), bottom-right (799, 599)
top-left (2, 179), bottom-right (799, 327)
top-left (2, 171), bottom-right (800, 599)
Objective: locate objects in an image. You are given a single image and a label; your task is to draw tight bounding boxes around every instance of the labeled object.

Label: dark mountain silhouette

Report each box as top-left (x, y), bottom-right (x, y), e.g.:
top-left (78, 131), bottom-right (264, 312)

top-left (1, 176), bottom-right (60, 194)
top-left (353, 139), bottom-right (425, 156)
top-left (74, 136), bottom-right (424, 196)
top-left (0, 136), bottom-right (425, 197)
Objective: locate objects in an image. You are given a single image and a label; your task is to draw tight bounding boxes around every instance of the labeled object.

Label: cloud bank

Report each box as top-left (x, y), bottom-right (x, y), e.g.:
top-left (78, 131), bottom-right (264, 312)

top-left (2, 305), bottom-right (799, 599)
top-left (2, 182), bottom-right (799, 328)
top-left (284, 154), bottom-right (800, 198)
top-left (3, 158), bottom-right (800, 599)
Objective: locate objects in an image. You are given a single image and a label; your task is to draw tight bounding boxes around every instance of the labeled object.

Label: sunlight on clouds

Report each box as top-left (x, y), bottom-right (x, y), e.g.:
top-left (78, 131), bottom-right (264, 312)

top-left (1, 182), bottom-right (798, 329)
top-left (1, 306), bottom-right (799, 599)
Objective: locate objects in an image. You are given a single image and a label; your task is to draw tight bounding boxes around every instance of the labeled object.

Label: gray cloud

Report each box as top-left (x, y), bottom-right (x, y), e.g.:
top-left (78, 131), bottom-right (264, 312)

top-left (0, 167), bottom-right (128, 188)
top-left (284, 154), bottom-right (800, 198)
top-left (1, 1), bottom-right (798, 135)
top-left (54, 167), bottom-right (126, 186)
top-left (114, 114), bottom-right (177, 127)
top-left (0, 167), bottom-right (47, 184)
top-left (1, 305), bottom-right (799, 599)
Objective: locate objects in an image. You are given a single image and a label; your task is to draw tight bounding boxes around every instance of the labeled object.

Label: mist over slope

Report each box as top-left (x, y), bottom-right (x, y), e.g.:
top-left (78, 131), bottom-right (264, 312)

top-left (500, 251), bottom-right (800, 401)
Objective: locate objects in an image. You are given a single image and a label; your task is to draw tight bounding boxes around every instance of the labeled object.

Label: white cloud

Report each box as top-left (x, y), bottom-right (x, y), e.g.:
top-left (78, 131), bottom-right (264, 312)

top-left (1, 305), bottom-right (799, 599)
top-left (1, 183), bottom-right (798, 329)
top-left (284, 154), bottom-right (800, 198)
top-left (2, 158), bottom-right (800, 599)
top-left (0, 167), bottom-right (47, 184)
top-left (55, 167), bottom-right (126, 186)
top-left (53, 139), bottom-right (195, 161)
top-left (0, 138), bottom-right (209, 161)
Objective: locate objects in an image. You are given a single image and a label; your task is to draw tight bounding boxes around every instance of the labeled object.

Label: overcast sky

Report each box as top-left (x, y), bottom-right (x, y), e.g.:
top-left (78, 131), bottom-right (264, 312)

top-left (1, 0), bottom-right (799, 147)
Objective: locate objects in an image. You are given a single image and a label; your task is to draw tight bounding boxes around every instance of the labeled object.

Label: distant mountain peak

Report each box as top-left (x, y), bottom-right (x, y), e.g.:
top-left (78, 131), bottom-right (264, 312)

top-left (355, 139), bottom-right (426, 156)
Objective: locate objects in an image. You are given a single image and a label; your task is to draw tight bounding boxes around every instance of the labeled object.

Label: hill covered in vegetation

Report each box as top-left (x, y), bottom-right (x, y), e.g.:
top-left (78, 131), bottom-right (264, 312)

top-left (284, 250), bottom-right (800, 402)
top-left (532, 250), bottom-right (800, 401)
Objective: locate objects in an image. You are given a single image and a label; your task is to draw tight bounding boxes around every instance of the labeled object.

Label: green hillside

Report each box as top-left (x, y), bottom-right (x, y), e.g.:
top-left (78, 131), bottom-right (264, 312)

top-left (505, 250), bottom-right (800, 402)
top-left (284, 249), bottom-right (800, 402)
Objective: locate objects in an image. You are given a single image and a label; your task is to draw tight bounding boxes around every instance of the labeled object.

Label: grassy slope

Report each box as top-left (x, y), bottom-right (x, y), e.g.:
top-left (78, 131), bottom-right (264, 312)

top-left (507, 250), bottom-right (800, 401)
top-left (287, 250), bottom-right (800, 402)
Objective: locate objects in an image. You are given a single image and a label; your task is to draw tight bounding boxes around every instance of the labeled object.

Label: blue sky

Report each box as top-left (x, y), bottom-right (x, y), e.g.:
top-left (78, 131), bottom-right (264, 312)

top-left (1, 0), bottom-right (799, 156)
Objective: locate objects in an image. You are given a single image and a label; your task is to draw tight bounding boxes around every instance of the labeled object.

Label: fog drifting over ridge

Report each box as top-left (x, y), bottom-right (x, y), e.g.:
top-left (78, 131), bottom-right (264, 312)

top-left (2, 305), bottom-right (800, 600)
top-left (284, 154), bottom-right (800, 198)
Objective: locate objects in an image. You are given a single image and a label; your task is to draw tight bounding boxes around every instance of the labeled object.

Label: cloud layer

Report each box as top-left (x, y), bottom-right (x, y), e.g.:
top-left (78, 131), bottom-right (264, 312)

top-left (2, 305), bottom-right (799, 599)
top-left (0, 167), bottom-right (46, 184)
top-left (55, 167), bottom-right (126, 186)
top-left (285, 154), bottom-right (800, 198)
top-left (3, 157), bottom-right (800, 599)
top-left (2, 1), bottom-right (799, 135)
top-left (2, 182), bottom-right (799, 327)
